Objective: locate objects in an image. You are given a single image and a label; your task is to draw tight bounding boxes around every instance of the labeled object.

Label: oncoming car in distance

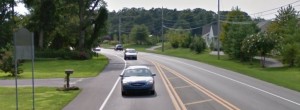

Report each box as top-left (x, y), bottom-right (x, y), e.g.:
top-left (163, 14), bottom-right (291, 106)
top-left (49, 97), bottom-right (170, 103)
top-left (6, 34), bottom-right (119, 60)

top-left (120, 66), bottom-right (156, 96)
top-left (124, 48), bottom-right (137, 60)
top-left (114, 44), bottom-right (123, 51)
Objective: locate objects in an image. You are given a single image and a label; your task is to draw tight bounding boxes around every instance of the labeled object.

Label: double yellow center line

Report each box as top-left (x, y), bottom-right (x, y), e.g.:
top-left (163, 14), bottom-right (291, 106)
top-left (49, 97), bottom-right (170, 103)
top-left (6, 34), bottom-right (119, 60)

top-left (152, 61), bottom-right (240, 110)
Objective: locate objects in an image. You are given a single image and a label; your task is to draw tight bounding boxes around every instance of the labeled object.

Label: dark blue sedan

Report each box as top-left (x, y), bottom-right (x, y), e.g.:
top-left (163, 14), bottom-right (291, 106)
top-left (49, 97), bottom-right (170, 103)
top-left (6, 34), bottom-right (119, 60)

top-left (120, 66), bottom-right (156, 96)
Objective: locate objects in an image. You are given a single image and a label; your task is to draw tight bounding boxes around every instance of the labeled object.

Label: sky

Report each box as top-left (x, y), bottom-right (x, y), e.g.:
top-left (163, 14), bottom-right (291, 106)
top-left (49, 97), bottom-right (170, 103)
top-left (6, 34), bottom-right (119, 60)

top-left (107, 0), bottom-right (300, 19)
top-left (16, 0), bottom-right (300, 19)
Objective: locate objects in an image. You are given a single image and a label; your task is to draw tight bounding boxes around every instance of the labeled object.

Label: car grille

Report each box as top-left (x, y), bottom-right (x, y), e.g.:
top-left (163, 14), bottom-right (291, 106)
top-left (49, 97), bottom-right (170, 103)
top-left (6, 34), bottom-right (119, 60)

top-left (131, 82), bottom-right (146, 86)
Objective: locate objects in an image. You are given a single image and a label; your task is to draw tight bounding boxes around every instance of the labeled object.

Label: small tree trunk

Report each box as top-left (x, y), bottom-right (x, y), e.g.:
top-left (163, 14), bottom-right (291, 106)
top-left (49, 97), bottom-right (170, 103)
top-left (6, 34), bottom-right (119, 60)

top-left (78, 0), bottom-right (85, 50)
top-left (263, 56), bottom-right (266, 68)
top-left (39, 29), bottom-right (44, 49)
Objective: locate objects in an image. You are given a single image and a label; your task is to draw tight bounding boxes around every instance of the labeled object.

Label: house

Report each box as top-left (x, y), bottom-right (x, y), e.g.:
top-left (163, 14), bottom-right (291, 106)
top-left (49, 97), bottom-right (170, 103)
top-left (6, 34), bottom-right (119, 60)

top-left (201, 22), bottom-right (220, 50)
top-left (201, 20), bottom-right (274, 50)
top-left (256, 20), bottom-right (272, 32)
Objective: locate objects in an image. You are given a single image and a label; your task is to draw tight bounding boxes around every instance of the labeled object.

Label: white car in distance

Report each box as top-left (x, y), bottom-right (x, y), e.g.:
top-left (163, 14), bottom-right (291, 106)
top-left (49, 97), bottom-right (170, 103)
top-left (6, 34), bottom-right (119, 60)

top-left (124, 48), bottom-right (138, 60)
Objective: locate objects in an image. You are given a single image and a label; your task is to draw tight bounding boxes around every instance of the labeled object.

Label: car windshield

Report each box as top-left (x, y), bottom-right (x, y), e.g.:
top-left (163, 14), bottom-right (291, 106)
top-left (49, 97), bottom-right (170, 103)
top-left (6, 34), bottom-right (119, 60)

top-left (123, 68), bottom-right (152, 77)
top-left (127, 50), bottom-right (136, 53)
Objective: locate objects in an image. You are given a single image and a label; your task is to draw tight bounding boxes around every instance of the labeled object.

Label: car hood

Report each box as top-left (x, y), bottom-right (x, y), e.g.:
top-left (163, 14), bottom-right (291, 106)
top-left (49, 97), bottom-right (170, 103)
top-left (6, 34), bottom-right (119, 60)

top-left (122, 76), bottom-right (153, 83)
top-left (125, 53), bottom-right (137, 55)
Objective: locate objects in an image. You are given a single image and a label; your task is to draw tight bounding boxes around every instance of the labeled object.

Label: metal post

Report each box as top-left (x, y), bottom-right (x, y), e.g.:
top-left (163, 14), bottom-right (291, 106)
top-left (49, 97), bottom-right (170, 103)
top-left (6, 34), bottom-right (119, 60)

top-left (217, 0), bottom-right (220, 60)
top-left (31, 33), bottom-right (35, 110)
top-left (161, 6), bottom-right (164, 52)
top-left (11, 0), bottom-right (19, 110)
top-left (118, 15), bottom-right (121, 44)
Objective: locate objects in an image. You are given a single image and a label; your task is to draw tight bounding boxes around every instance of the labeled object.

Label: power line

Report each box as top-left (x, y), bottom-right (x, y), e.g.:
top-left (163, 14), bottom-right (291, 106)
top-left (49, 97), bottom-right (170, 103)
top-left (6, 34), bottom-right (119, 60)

top-left (162, 21), bottom-right (217, 31)
top-left (220, 20), bottom-right (254, 25)
top-left (163, 25), bottom-right (202, 31)
top-left (250, 0), bottom-right (300, 15)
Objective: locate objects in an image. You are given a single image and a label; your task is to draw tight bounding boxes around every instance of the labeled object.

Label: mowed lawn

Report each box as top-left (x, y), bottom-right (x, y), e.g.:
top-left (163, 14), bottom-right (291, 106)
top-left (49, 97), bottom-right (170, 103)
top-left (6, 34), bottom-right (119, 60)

top-left (0, 87), bottom-right (80, 110)
top-left (0, 54), bottom-right (108, 79)
top-left (150, 47), bottom-right (300, 92)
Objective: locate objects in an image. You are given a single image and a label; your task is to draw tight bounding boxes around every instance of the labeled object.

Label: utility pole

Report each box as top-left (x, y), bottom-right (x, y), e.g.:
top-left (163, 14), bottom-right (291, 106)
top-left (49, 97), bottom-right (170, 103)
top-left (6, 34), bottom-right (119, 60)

top-left (161, 6), bottom-right (164, 52)
top-left (118, 15), bottom-right (121, 44)
top-left (217, 0), bottom-right (220, 60)
top-left (11, 1), bottom-right (19, 110)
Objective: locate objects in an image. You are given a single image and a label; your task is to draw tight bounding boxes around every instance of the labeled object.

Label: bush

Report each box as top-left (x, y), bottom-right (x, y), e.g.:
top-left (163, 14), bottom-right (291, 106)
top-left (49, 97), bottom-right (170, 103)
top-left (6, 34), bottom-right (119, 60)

top-left (282, 43), bottom-right (298, 67)
top-left (35, 49), bottom-right (93, 60)
top-left (170, 41), bottom-right (179, 48)
top-left (190, 37), bottom-right (206, 54)
top-left (0, 51), bottom-right (23, 76)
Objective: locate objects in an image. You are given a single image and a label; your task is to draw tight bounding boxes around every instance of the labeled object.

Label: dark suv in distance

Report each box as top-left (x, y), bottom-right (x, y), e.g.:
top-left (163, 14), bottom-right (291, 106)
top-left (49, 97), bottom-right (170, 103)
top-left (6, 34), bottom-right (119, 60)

top-left (120, 66), bottom-right (156, 96)
top-left (114, 44), bottom-right (123, 51)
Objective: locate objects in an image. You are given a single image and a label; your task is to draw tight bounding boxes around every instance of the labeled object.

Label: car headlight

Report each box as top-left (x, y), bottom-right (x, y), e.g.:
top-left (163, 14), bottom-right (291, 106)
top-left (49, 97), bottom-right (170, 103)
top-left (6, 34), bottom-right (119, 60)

top-left (147, 80), bottom-right (154, 85)
top-left (122, 81), bottom-right (130, 85)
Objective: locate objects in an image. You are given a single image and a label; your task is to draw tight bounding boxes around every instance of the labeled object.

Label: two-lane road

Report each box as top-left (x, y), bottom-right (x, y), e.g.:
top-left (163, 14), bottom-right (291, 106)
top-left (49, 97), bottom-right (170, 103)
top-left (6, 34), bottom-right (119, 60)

top-left (67, 48), bottom-right (300, 110)
top-left (2, 48), bottom-right (299, 110)
top-left (140, 51), bottom-right (300, 110)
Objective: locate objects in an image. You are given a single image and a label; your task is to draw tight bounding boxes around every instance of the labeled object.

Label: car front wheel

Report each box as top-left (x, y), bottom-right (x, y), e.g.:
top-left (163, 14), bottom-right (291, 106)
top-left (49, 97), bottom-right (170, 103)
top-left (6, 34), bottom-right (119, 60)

top-left (150, 90), bottom-right (155, 95)
top-left (122, 91), bottom-right (127, 96)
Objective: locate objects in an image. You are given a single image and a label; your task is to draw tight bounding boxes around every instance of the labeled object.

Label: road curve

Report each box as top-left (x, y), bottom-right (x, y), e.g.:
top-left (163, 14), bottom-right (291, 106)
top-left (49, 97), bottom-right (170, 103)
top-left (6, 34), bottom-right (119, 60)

top-left (2, 48), bottom-right (299, 110)
top-left (140, 51), bottom-right (300, 110)
top-left (65, 49), bottom-right (300, 110)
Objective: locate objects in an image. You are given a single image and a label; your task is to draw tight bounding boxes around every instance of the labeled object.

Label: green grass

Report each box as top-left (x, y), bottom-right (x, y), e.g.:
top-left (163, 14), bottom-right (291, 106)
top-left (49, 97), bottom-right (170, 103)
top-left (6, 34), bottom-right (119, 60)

top-left (0, 54), bottom-right (108, 79)
top-left (123, 44), bottom-right (154, 51)
top-left (0, 87), bottom-right (80, 110)
top-left (147, 45), bottom-right (300, 92)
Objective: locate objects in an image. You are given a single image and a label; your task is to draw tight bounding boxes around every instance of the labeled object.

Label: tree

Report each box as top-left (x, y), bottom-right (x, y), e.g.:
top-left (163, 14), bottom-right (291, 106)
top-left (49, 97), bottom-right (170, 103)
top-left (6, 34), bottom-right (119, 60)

top-left (267, 5), bottom-right (299, 67)
top-left (0, 49), bottom-right (23, 76)
top-left (0, 0), bottom-right (14, 49)
top-left (165, 29), bottom-right (191, 48)
top-left (108, 8), bottom-right (217, 39)
top-left (0, 0), bottom-right (23, 75)
top-left (78, 0), bottom-right (107, 50)
top-left (23, 0), bottom-right (57, 49)
top-left (190, 36), bottom-right (206, 54)
top-left (23, 0), bottom-right (108, 50)
top-left (242, 32), bottom-right (280, 67)
top-left (129, 24), bottom-right (150, 45)
top-left (86, 7), bottom-right (108, 49)
top-left (220, 7), bottom-right (259, 61)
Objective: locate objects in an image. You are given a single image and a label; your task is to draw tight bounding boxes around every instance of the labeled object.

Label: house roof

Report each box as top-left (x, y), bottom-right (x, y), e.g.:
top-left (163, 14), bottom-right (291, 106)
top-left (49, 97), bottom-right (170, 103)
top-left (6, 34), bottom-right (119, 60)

top-left (202, 22), bottom-right (218, 36)
top-left (257, 20), bottom-right (272, 32)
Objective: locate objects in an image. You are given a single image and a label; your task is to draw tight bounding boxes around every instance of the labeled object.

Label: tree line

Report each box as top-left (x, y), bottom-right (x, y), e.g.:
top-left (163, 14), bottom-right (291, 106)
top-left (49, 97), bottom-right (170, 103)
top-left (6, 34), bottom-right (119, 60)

top-left (0, 0), bottom-right (108, 75)
top-left (222, 6), bottom-right (300, 68)
top-left (1, 1), bottom-right (300, 76)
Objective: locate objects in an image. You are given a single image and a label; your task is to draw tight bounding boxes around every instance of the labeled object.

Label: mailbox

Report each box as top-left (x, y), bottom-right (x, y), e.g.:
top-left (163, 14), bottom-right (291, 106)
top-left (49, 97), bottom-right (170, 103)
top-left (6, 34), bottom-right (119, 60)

top-left (65, 69), bottom-right (74, 74)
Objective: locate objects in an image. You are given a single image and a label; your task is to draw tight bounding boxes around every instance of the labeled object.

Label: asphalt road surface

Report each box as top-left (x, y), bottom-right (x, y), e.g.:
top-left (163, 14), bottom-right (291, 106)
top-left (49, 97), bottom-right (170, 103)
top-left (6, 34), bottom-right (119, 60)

top-left (1, 48), bottom-right (300, 110)
top-left (92, 49), bottom-right (300, 110)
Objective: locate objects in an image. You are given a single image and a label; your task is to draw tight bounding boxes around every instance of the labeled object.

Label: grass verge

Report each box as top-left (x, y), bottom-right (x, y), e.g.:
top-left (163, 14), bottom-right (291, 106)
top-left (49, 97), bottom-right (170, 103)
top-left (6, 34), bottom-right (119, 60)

top-left (99, 43), bottom-right (300, 92)
top-left (0, 87), bottom-right (80, 110)
top-left (147, 46), bottom-right (300, 92)
top-left (0, 54), bottom-right (108, 79)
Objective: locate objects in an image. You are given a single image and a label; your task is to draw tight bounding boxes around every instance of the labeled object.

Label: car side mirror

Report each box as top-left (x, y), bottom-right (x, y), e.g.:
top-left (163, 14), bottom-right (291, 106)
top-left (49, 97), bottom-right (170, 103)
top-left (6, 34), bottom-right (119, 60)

top-left (119, 74), bottom-right (124, 77)
top-left (152, 74), bottom-right (156, 76)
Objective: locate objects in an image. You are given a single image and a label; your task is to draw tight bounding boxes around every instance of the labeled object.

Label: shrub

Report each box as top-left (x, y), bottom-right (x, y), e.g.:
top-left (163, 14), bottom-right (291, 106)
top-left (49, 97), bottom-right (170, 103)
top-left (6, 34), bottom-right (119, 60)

top-left (0, 51), bottom-right (23, 76)
top-left (170, 40), bottom-right (179, 48)
top-left (35, 49), bottom-right (93, 60)
top-left (190, 37), bottom-right (206, 54)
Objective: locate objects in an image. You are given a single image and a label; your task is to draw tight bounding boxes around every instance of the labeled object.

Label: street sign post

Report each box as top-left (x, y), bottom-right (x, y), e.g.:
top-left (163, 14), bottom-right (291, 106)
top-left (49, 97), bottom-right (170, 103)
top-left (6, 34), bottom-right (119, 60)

top-left (14, 28), bottom-right (35, 110)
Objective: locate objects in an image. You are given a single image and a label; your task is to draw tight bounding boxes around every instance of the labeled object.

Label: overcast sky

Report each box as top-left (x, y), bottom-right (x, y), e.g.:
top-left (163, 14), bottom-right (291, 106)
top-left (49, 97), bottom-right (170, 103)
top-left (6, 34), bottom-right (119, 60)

top-left (16, 0), bottom-right (300, 19)
top-left (107, 0), bottom-right (300, 19)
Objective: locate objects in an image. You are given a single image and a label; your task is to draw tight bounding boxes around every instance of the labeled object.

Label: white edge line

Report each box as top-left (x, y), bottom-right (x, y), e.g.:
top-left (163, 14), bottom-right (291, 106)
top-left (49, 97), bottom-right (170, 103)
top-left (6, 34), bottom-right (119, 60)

top-left (154, 55), bottom-right (300, 106)
top-left (99, 51), bottom-right (127, 110)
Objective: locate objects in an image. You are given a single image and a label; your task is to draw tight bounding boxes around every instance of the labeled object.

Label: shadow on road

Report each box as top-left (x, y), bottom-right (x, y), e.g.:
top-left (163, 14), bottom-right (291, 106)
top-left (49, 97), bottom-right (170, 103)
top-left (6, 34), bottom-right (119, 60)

top-left (122, 92), bottom-right (157, 98)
